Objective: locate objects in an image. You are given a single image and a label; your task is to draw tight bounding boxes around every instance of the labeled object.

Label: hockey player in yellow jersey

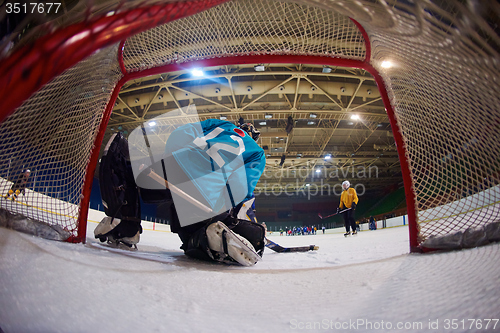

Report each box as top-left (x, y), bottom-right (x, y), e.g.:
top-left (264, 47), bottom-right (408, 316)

top-left (6, 169), bottom-right (30, 201)
top-left (338, 180), bottom-right (359, 236)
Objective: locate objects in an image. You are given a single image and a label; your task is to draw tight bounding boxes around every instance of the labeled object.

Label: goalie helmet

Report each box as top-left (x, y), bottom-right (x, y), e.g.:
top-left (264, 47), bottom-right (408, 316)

top-left (342, 180), bottom-right (350, 190)
top-left (239, 122), bottom-right (260, 142)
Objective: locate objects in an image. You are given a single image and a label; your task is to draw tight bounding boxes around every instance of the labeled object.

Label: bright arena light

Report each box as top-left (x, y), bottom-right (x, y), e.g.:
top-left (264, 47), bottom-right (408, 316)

top-left (350, 114), bottom-right (360, 120)
top-left (148, 121), bottom-right (156, 127)
top-left (191, 68), bottom-right (204, 77)
top-left (381, 60), bottom-right (393, 68)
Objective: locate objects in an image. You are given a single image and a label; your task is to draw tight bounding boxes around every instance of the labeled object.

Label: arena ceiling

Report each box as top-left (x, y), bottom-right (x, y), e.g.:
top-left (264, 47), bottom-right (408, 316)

top-left (103, 62), bottom-right (403, 196)
top-left (1, 0), bottom-right (406, 198)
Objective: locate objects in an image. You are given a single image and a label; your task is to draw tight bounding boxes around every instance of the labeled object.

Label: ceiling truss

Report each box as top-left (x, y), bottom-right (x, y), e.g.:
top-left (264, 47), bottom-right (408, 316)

top-left (104, 63), bottom-right (401, 195)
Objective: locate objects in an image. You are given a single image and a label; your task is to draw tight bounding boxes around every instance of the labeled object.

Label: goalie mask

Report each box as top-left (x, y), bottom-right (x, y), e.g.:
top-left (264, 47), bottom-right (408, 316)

top-left (239, 123), bottom-right (260, 142)
top-left (342, 180), bottom-right (350, 190)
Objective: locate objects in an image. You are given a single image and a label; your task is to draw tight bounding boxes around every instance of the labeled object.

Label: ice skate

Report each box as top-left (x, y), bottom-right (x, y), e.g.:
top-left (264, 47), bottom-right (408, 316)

top-left (94, 216), bottom-right (120, 240)
top-left (94, 216), bottom-right (140, 250)
top-left (352, 230), bottom-right (357, 235)
top-left (104, 233), bottom-right (139, 250)
top-left (206, 221), bottom-right (262, 266)
top-left (344, 231), bottom-right (351, 237)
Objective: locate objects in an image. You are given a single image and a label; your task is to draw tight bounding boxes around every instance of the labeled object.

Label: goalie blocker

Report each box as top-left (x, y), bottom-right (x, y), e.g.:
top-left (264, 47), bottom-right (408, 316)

top-left (95, 132), bottom-right (266, 265)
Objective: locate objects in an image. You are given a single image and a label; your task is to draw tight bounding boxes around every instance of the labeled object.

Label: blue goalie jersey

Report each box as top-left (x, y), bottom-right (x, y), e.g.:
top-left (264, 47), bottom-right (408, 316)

top-left (164, 119), bottom-right (265, 226)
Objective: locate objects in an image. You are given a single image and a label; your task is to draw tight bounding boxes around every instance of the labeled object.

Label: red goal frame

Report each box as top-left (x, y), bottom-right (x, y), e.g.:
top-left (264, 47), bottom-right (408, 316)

top-left (0, 1), bottom-right (419, 250)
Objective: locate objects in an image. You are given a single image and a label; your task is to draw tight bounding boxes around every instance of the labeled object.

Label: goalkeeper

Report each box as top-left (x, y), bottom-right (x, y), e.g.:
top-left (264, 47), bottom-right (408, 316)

top-left (94, 119), bottom-right (267, 266)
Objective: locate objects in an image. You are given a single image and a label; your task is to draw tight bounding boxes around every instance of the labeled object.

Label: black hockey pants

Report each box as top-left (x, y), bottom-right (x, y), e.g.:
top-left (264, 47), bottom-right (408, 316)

top-left (343, 209), bottom-right (357, 233)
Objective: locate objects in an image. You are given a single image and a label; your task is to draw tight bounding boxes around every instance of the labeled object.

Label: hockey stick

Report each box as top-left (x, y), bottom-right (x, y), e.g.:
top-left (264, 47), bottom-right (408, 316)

top-left (147, 169), bottom-right (213, 214)
top-left (138, 122), bottom-right (212, 216)
top-left (318, 208), bottom-right (351, 219)
top-left (265, 238), bottom-right (318, 253)
top-left (147, 169), bottom-right (318, 253)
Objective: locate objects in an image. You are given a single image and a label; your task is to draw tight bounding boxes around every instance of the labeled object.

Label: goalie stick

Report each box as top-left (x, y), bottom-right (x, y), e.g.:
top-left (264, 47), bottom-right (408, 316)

top-left (265, 238), bottom-right (318, 253)
top-left (146, 168), bottom-right (212, 214)
top-left (146, 169), bottom-right (318, 254)
top-left (318, 208), bottom-right (351, 219)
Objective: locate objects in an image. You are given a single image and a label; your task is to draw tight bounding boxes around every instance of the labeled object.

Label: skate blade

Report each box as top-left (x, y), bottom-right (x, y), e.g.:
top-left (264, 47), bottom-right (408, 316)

top-left (97, 235), bottom-right (138, 251)
top-left (107, 241), bottom-right (138, 251)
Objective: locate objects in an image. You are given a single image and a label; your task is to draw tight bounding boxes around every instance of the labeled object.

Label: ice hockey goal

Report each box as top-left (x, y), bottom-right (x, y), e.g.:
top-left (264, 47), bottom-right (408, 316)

top-left (0, 0), bottom-right (498, 250)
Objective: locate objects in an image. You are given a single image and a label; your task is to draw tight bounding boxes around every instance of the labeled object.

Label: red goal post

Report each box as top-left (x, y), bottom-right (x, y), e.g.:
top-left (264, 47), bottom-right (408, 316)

top-left (0, 0), bottom-right (498, 251)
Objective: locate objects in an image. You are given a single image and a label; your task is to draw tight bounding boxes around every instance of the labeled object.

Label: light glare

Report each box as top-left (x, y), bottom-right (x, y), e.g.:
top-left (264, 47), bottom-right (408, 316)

top-left (381, 60), bottom-right (393, 68)
top-left (191, 68), bottom-right (204, 77)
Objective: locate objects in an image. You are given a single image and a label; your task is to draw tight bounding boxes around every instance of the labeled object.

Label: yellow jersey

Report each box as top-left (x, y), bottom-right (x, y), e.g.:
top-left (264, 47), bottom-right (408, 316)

top-left (339, 187), bottom-right (359, 209)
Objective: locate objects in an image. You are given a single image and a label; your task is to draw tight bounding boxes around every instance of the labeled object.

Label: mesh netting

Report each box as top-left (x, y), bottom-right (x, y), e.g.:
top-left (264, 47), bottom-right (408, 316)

top-left (0, 0), bottom-right (499, 249)
top-left (360, 0), bottom-right (500, 243)
top-left (0, 44), bottom-right (122, 239)
top-left (123, 0), bottom-right (365, 71)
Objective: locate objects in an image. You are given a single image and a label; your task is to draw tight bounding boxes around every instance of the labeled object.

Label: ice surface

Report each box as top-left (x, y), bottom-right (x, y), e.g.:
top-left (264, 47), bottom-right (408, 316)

top-left (1, 221), bottom-right (499, 332)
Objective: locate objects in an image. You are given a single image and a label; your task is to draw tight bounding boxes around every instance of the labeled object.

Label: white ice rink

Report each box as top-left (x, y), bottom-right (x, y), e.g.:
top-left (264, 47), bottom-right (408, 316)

top-left (1, 219), bottom-right (500, 332)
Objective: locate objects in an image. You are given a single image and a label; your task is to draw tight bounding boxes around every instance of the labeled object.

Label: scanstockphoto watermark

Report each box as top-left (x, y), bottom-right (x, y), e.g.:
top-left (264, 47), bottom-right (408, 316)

top-left (290, 318), bottom-right (425, 330)
top-left (289, 318), bottom-right (500, 331)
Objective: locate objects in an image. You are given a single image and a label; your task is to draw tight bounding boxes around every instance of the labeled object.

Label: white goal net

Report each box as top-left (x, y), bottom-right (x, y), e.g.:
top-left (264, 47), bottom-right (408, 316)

top-left (0, 0), bottom-right (498, 249)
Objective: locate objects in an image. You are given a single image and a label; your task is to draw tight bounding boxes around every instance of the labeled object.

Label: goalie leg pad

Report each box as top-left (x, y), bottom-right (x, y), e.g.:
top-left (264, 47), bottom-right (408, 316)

top-left (229, 219), bottom-right (266, 257)
top-left (206, 221), bottom-right (262, 266)
top-left (182, 225), bottom-right (215, 262)
top-left (180, 213), bottom-right (264, 266)
top-left (99, 133), bottom-right (140, 220)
